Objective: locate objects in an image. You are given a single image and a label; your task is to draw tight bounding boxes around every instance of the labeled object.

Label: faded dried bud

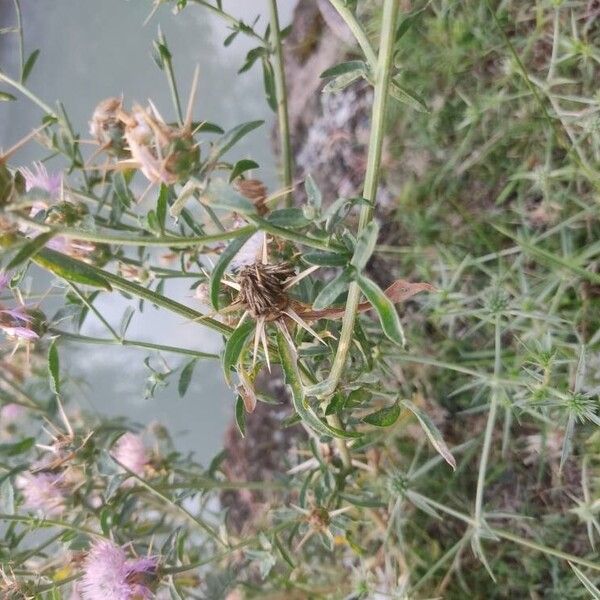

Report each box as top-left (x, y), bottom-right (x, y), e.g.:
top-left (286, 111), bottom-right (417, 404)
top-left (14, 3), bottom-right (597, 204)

top-left (308, 507), bottom-right (330, 531)
top-left (122, 103), bottom-right (200, 185)
top-left (45, 200), bottom-right (89, 226)
top-left (236, 262), bottom-right (295, 320)
top-left (90, 97), bottom-right (128, 156)
top-left (234, 178), bottom-right (268, 215)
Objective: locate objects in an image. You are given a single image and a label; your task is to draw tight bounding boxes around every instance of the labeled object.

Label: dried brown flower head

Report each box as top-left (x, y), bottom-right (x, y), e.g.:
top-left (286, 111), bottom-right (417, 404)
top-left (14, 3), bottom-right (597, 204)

top-left (236, 262), bottom-right (295, 320)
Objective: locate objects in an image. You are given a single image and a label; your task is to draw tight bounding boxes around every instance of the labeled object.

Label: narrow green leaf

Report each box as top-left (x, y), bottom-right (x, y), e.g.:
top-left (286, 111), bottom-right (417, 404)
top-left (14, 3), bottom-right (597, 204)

top-left (303, 252), bottom-right (348, 267)
top-left (22, 49), bottom-right (41, 84)
top-left (267, 208), bottom-right (310, 228)
top-left (156, 184), bottom-right (169, 232)
top-left (389, 78), bottom-right (428, 112)
top-left (34, 248), bottom-right (113, 290)
top-left (7, 231), bottom-right (54, 269)
top-left (350, 221), bottom-right (379, 271)
top-left (178, 360), bottom-right (196, 397)
top-left (323, 70), bottom-right (363, 94)
top-left (113, 172), bottom-right (134, 208)
top-left (48, 339), bottom-right (60, 395)
top-left (313, 269), bottom-right (352, 310)
top-left (261, 58), bottom-right (277, 112)
top-left (222, 321), bottom-right (255, 385)
top-left (210, 232), bottom-right (254, 309)
top-left (356, 274), bottom-right (405, 346)
top-left (0, 91), bottom-right (16, 102)
top-left (0, 437), bottom-right (35, 456)
top-left (209, 120), bottom-right (264, 163)
top-left (362, 403), bottom-right (401, 427)
top-left (401, 399), bottom-right (456, 470)
top-left (235, 395), bottom-right (246, 437)
top-left (276, 325), bottom-right (360, 440)
top-left (229, 159), bottom-right (259, 182)
top-left (320, 60), bottom-right (368, 79)
top-left (395, 8), bottom-right (427, 42)
top-left (304, 174), bottom-right (322, 211)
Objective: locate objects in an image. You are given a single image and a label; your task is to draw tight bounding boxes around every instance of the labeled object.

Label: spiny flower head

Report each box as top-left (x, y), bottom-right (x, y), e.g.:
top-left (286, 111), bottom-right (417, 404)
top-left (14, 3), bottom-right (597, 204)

top-left (236, 261), bottom-right (295, 320)
top-left (81, 540), bottom-right (158, 600)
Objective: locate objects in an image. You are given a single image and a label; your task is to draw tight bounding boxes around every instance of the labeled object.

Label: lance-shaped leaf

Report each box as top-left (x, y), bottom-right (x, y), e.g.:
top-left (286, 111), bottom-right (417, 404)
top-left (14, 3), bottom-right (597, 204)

top-left (48, 339), bottom-right (60, 395)
top-left (208, 120), bottom-right (264, 163)
top-left (312, 268), bottom-right (353, 310)
top-left (389, 77), bottom-right (428, 112)
top-left (401, 399), bottom-right (456, 470)
top-left (276, 324), bottom-right (360, 440)
top-left (210, 232), bottom-right (254, 309)
top-left (362, 402), bottom-right (401, 427)
top-left (34, 248), bottom-right (112, 290)
top-left (356, 274), bottom-right (405, 346)
top-left (222, 321), bottom-right (255, 386)
top-left (7, 231), bottom-right (54, 269)
top-left (350, 221), bottom-right (379, 271)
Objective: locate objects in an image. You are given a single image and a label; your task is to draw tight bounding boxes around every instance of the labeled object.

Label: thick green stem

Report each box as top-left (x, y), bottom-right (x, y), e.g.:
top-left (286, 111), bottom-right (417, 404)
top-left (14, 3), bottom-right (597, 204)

top-left (268, 0), bottom-right (294, 207)
top-left (312, 0), bottom-right (398, 399)
top-left (474, 313), bottom-right (502, 525)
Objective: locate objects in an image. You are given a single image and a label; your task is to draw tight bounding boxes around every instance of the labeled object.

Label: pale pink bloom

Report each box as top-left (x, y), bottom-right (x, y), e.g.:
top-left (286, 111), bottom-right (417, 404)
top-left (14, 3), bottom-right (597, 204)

top-left (81, 540), bottom-right (158, 600)
top-left (112, 432), bottom-right (148, 477)
top-left (0, 305), bottom-right (38, 340)
top-left (0, 403), bottom-right (26, 425)
top-left (17, 472), bottom-right (66, 516)
top-left (21, 162), bottom-right (61, 198)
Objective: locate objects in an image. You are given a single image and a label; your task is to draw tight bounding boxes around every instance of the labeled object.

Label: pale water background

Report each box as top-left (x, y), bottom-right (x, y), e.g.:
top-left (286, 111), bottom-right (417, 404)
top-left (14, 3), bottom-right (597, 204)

top-left (0, 1), bottom-right (294, 461)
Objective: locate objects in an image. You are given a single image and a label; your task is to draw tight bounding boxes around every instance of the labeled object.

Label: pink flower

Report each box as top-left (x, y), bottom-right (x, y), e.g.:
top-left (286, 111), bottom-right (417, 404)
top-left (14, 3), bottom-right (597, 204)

top-left (0, 403), bottom-right (26, 425)
top-left (112, 433), bottom-right (148, 477)
top-left (0, 272), bottom-right (39, 340)
top-left (81, 540), bottom-right (158, 600)
top-left (17, 472), bottom-right (66, 516)
top-left (21, 162), bottom-right (61, 198)
top-left (0, 305), bottom-right (39, 340)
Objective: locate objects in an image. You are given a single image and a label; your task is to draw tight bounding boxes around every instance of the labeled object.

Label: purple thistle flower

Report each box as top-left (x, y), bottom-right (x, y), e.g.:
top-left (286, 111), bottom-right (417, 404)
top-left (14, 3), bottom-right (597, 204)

top-left (21, 162), bottom-right (62, 198)
top-left (0, 272), bottom-right (10, 293)
top-left (0, 402), bottom-right (26, 425)
top-left (17, 472), bottom-right (66, 516)
top-left (112, 432), bottom-right (148, 477)
top-left (0, 306), bottom-right (39, 340)
top-left (81, 540), bottom-right (158, 600)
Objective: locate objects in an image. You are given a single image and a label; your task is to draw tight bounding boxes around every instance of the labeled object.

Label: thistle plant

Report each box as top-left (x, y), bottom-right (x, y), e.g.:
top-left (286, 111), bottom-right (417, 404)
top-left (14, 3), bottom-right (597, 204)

top-left (0, 0), bottom-right (599, 598)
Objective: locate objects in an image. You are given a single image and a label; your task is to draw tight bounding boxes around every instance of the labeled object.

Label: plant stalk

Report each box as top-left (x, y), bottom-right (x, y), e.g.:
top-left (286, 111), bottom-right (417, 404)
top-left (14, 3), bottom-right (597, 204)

top-left (268, 0), bottom-right (294, 207)
top-left (314, 0), bottom-right (398, 399)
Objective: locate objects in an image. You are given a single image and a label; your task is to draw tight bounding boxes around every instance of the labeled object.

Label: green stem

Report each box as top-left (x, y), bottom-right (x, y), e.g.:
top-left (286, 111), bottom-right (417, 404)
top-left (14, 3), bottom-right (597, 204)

top-left (313, 0), bottom-right (398, 399)
top-left (48, 329), bottom-right (219, 360)
top-left (189, 0), bottom-right (267, 46)
top-left (328, 0), bottom-right (378, 68)
top-left (68, 282), bottom-right (120, 340)
top-left (0, 70), bottom-right (57, 117)
top-left (158, 27), bottom-right (184, 125)
top-left (12, 0), bottom-right (24, 80)
top-left (18, 214), bottom-right (342, 252)
top-left (33, 248), bottom-right (233, 337)
top-left (112, 456), bottom-right (225, 546)
top-left (0, 513), bottom-right (105, 539)
top-left (418, 495), bottom-right (600, 573)
top-left (268, 0), bottom-right (294, 207)
top-left (474, 313), bottom-right (502, 526)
